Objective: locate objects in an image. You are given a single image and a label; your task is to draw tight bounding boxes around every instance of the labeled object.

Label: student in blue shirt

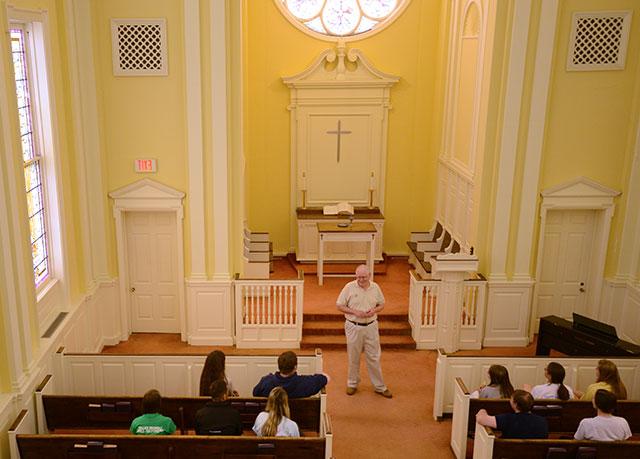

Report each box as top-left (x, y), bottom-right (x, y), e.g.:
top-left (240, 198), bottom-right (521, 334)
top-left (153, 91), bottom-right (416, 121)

top-left (475, 389), bottom-right (548, 439)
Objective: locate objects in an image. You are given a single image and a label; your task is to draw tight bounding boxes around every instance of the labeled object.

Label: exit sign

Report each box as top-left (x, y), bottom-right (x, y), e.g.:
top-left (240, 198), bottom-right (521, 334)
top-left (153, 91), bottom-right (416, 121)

top-left (135, 158), bottom-right (157, 173)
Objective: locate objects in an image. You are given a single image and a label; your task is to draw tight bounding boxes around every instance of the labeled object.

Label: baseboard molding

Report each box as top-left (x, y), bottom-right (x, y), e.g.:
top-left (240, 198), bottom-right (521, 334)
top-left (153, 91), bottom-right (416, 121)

top-left (482, 337), bottom-right (530, 347)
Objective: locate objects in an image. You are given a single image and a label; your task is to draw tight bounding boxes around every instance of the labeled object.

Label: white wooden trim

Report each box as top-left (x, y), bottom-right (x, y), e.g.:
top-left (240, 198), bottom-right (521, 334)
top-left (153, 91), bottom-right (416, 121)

top-left (185, 0), bottom-right (206, 280)
top-left (616, 117), bottom-right (640, 280)
top-left (109, 179), bottom-right (187, 341)
top-left (489, 0), bottom-right (531, 280)
top-left (513, 0), bottom-right (559, 279)
top-left (210, 0), bottom-right (231, 279)
top-left (62, 0), bottom-right (108, 289)
top-left (530, 178), bottom-right (620, 338)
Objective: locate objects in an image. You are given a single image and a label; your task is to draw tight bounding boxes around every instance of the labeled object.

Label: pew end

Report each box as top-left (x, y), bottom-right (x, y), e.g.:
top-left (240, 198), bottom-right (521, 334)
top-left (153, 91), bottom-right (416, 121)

top-left (450, 377), bottom-right (471, 459)
top-left (8, 409), bottom-right (36, 459)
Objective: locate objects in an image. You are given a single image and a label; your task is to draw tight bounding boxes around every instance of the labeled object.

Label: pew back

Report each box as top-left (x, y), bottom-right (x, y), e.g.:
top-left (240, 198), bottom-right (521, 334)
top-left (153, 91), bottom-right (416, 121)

top-left (16, 434), bottom-right (329, 459)
top-left (474, 424), bottom-right (640, 459)
top-left (41, 394), bottom-right (322, 434)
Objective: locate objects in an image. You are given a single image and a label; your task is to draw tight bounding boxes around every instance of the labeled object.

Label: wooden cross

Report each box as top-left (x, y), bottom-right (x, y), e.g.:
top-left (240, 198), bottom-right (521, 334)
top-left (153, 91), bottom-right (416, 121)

top-left (326, 120), bottom-right (352, 162)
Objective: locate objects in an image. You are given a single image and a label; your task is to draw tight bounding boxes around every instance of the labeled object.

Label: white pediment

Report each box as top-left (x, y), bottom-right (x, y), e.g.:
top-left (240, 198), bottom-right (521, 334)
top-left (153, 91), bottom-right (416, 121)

top-left (541, 176), bottom-right (620, 198)
top-left (282, 43), bottom-right (399, 88)
top-left (109, 178), bottom-right (184, 212)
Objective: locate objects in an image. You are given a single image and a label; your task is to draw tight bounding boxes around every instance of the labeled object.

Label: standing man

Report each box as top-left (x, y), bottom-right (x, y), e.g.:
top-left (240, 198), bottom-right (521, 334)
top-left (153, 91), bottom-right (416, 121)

top-left (336, 264), bottom-right (392, 398)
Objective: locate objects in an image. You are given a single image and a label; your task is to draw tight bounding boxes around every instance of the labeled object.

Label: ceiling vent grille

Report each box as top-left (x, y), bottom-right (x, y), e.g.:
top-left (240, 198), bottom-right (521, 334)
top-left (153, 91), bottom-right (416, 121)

top-left (111, 19), bottom-right (168, 76)
top-left (567, 11), bottom-right (632, 71)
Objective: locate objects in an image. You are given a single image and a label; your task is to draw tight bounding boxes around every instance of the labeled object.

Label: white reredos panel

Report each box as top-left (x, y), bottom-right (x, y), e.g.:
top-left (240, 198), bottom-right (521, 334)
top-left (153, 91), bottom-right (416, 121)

top-left (283, 42), bottom-right (398, 210)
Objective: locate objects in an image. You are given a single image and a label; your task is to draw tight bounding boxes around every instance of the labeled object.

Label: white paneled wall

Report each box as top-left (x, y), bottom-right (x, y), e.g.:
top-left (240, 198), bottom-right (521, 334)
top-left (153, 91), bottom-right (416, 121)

top-left (433, 350), bottom-right (640, 419)
top-left (602, 279), bottom-right (640, 344)
top-left (55, 350), bottom-right (323, 397)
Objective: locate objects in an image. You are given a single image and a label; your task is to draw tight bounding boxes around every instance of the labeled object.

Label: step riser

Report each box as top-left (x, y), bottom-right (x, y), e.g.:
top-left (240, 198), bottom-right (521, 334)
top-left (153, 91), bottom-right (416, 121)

top-left (300, 343), bottom-right (415, 350)
top-left (303, 329), bottom-right (411, 336)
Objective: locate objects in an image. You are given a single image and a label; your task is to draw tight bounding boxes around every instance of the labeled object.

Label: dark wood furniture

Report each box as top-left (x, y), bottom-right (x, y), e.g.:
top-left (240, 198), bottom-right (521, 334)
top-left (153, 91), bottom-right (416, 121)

top-left (536, 315), bottom-right (640, 356)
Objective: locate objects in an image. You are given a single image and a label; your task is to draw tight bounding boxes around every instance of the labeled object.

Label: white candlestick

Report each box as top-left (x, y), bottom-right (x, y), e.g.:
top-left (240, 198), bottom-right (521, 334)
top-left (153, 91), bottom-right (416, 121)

top-left (301, 172), bottom-right (307, 190)
top-left (369, 172), bottom-right (375, 190)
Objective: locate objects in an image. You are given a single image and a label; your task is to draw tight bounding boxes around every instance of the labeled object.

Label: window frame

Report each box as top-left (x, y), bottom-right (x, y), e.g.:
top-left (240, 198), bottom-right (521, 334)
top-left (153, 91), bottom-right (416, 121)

top-left (8, 7), bottom-right (68, 331)
top-left (274, 0), bottom-right (411, 42)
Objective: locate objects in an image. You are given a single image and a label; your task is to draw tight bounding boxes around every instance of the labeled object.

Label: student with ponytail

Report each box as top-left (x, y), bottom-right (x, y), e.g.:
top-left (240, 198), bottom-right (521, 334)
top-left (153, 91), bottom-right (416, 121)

top-left (528, 362), bottom-right (574, 400)
top-left (252, 387), bottom-right (300, 437)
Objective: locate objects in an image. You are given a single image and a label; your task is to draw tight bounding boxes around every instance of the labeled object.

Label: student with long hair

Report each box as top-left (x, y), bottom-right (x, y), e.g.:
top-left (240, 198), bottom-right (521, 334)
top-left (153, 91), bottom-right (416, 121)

top-left (199, 350), bottom-right (238, 397)
top-left (471, 365), bottom-right (514, 399)
top-left (528, 362), bottom-right (574, 400)
top-left (579, 359), bottom-right (628, 401)
top-left (252, 387), bottom-right (300, 437)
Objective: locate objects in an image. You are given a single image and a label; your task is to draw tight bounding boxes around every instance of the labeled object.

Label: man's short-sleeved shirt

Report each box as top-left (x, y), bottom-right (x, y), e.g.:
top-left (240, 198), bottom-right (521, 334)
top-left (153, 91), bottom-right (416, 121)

top-left (495, 412), bottom-right (548, 439)
top-left (574, 415), bottom-right (631, 441)
top-left (336, 280), bottom-right (385, 323)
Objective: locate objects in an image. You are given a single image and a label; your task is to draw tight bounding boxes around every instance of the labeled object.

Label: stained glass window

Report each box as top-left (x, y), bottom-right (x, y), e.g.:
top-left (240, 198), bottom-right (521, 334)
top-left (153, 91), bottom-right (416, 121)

top-left (11, 27), bottom-right (49, 286)
top-left (279, 0), bottom-right (408, 39)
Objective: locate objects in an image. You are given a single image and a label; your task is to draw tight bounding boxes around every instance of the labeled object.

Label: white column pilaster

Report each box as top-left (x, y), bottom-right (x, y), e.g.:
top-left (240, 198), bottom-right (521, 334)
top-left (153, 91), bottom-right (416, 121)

top-left (185, 0), bottom-right (207, 280)
top-left (513, 0), bottom-right (560, 280)
top-left (489, 0), bottom-right (532, 280)
top-left (64, 0), bottom-right (109, 285)
top-left (210, 0), bottom-right (231, 279)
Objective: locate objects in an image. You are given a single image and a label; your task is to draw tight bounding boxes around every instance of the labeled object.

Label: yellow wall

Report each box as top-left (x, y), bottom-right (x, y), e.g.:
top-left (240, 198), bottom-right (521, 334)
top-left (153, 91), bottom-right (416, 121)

top-left (245, 0), bottom-right (444, 254)
top-left (537, 0), bottom-right (640, 277)
top-left (91, 0), bottom-right (190, 274)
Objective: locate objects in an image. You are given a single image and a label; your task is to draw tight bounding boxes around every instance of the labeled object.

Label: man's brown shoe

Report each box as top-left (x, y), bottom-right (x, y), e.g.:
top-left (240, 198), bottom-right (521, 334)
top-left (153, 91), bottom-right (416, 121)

top-left (346, 387), bottom-right (357, 395)
top-left (375, 389), bottom-right (393, 398)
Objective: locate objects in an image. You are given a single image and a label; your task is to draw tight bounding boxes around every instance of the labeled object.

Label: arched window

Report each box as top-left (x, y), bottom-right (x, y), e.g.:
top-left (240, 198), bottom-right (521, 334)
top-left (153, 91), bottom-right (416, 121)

top-left (276, 0), bottom-right (410, 41)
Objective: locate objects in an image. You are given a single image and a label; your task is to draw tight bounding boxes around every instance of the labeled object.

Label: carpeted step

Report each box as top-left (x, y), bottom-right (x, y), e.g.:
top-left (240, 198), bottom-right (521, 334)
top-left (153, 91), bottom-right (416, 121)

top-left (300, 334), bottom-right (415, 350)
top-left (303, 313), bottom-right (408, 322)
top-left (303, 320), bottom-right (411, 336)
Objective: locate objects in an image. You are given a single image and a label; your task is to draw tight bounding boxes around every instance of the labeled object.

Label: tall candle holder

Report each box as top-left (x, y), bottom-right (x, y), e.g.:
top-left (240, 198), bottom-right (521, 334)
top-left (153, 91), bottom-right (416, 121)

top-left (368, 189), bottom-right (374, 208)
top-left (302, 189), bottom-right (307, 209)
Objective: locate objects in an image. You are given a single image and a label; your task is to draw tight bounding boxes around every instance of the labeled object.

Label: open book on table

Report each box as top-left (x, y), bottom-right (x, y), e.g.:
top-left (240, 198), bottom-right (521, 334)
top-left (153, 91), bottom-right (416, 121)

top-left (323, 201), bottom-right (354, 216)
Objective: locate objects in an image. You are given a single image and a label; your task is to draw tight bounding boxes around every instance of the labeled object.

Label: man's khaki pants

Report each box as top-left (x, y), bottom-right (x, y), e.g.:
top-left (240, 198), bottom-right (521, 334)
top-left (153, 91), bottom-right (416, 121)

top-left (345, 320), bottom-right (387, 391)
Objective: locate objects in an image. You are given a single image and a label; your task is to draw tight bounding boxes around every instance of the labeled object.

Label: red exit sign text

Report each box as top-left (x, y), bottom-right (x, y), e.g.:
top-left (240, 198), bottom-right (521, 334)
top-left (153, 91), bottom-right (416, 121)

top-left (134, 159), bottom-right (157, 173)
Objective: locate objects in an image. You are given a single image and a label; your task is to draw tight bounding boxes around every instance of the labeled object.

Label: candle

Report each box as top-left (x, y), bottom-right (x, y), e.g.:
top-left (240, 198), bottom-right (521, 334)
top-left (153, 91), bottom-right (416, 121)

top-left (369, 171), bottom-right (375, 190)
top-left (301, 171), bottom-right (307, 190)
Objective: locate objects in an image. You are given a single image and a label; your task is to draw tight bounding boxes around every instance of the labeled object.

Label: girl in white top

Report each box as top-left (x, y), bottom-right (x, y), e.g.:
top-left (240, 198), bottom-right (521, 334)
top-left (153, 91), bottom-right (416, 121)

top-left (574, 389), bottom-right (631, 441)
top-left (528, 362), bottom-right (574, 400)
top-left (252, 387), bottom-right (300, 437)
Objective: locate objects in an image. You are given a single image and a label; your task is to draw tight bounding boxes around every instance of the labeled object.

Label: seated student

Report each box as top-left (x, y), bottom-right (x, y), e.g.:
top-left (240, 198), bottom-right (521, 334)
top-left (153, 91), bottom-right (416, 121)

top-left (252, 387), bottom-right (300, 437)
top-left (578, 359), bottom-right (628, 401)
top-left (574, 389), bottom-right (631, 441)
top-left (199, 350), bottom-right (239, 397)
top-left (195, 379), bottom-right (243, 435)
top-left (253, 351), bottom-right (329, 398)
top-left (475, 389), bottom-right (548, 439)
top-left (470, 364), bottom-right (514, 399)
top-left (130, 389), bottom-right (176, 435)
top-left (525, 362), bottom-right (574, 400)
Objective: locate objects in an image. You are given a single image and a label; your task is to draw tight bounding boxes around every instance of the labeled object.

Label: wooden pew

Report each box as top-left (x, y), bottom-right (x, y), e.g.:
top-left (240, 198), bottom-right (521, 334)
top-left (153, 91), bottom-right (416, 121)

top-left (12, 410), bottom-right (334, 459)
top-left (473, 423), bottom-right (640, 459)
top-left (450, 377), bottom-right (640, 459)
top-left (41, 393), bottom-right (323, 435)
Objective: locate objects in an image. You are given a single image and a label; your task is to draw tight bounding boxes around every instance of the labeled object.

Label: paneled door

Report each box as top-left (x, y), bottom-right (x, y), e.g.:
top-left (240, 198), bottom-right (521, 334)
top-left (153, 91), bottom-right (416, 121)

top-left (536, 209), bottom-right (595, 320)
top-left (126, 211), bottom-right (179, 332)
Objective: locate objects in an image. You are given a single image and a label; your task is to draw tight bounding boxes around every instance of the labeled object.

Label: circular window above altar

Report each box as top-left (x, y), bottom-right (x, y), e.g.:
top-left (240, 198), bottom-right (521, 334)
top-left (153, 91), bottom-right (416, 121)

top-left (276, 0), bottom-right (410, 41)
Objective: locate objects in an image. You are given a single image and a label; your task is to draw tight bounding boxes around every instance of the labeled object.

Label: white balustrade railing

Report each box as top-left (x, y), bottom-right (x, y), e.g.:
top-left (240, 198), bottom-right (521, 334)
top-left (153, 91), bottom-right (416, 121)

top-left (234, 273), bottom-right (304, 349)
top-left (459, 276), bottom-right (487, 349)
top-left (409, 271), bottom-right (487, 350)
top-left (409, 270), bottom-right (441, 349)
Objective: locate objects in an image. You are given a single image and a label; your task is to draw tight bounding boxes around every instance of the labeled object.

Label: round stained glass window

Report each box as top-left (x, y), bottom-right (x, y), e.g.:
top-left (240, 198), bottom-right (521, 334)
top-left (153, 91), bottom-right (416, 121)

top-left (276, 0), bottom-right (410, 41)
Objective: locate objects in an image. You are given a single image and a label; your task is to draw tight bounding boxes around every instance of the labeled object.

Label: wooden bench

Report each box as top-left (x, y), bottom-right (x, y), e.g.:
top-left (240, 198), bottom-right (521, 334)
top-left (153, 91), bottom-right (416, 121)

top-left (40, 393), bottom-right (324, 435)
top-left (10, 408), bottom-right (333, 459)
top-left (474, 423), bottom-right (640, 459)
top-left (450, 377), bottom-right (640, 459)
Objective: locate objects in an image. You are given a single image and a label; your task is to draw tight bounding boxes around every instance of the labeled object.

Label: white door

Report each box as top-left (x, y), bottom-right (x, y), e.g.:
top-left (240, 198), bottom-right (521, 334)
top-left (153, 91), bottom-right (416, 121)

top-left (126, 211), bottom-right (179, 333)
top-left (536, 209), bottom-right (595, 320)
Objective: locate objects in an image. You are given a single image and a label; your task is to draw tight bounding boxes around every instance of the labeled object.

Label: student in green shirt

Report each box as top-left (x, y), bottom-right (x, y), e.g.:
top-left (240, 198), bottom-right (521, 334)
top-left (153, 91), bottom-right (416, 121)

top-left (130, 389), bottom-right (176, 435)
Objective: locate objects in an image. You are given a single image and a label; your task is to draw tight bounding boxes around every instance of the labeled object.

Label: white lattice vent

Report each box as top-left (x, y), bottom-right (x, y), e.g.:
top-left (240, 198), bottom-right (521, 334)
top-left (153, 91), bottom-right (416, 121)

top-left (567, 11), bottom-right (632, 71)
top-left (111, 19), bottom-right (168, 76)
